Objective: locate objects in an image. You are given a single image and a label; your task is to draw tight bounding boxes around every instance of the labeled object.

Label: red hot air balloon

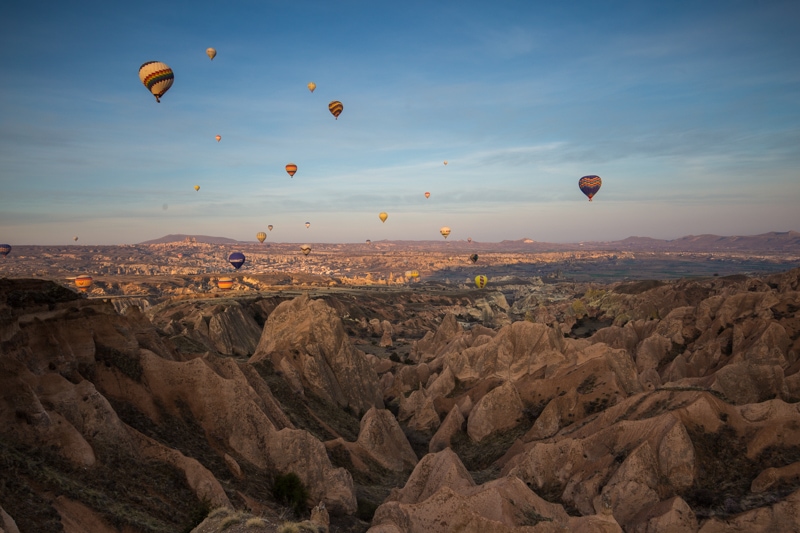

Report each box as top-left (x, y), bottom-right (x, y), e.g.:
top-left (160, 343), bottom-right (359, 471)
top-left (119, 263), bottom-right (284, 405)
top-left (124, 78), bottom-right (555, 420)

top-left (285, 163), bottom-right (297, 177)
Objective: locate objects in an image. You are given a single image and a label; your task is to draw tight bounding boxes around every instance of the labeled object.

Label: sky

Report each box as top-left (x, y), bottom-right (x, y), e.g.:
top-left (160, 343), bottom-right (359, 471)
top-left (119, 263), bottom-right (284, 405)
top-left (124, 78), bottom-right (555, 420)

top-left (1, 0), bottom-right (798, 245)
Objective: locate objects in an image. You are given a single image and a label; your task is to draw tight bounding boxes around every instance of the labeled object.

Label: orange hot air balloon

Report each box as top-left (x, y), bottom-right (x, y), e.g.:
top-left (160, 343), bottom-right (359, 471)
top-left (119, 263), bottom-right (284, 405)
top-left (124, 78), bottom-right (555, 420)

top-left (379, 212), bottom-right (388, 223)
top-left (424, 191), bottom-right (430, 199)
top-left (75, 275), bottom-right (93, 291)
top-left (443, 160), bottom-right (448, 166)
top-left (285, 163), bottom-right (297, 177)
top-left (329, 100), bottom-right (343, 119)
top-left (217, 277), bottom-right (233, 290)
top-left (307, 82), bottom-right (316, 93)
top-left (215, 135), bottom-right (221, 142)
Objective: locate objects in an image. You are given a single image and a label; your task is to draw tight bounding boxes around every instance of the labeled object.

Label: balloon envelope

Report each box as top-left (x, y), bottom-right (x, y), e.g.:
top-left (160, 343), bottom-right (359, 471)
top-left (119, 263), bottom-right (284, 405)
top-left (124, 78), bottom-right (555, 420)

top-left (467, 237), bottom-right (472, 243)
top-left (469, 254), bottom-right (478, 264)
top-left (440, 227), bottom-right (451, 239)
top-left (194, 185), bottom-right (200, 191)
top-left (73, 236), bottom-right (78, 242)
top-left (307, 82), bottom-right (316, 92)
top-left (424, 192), bottom-right (430, 199)
top-left (379, 212), bottom-right (388, 223)
top-left (578, 175), bottom-right (602, 201)
top-left (305, 222), bottom-right (311, 228)
top-left (0, 244), bottom-right (11, 257)
top-left (217, 277), bottom-right (233, 290)
top-left (300, 244), bottom-right (311, 255)
top-left (215, 135), bottom-right (221, 142)
top-left (366, 239), bottom-right (371, 245)
top-left (286, 163), bottom-right (297, 177)
top-left (256, 232), bottom-right (267, 243)
top-left (443, 160), bottom-right (448, 166)
top-left (329, 101), bottom-right (343, 119)
top-left (75, 275), bottom-right (93, 291)
top-left (138, 61), bottom-right (174, 103)
top-left (206, 48), bottom-right (216, 60)
top-left (268, 225), bottom-right (273, 231)
top-left (475, 275), bottom-right (488, 289)
top-left (228, 252), bottom-right (246, 270)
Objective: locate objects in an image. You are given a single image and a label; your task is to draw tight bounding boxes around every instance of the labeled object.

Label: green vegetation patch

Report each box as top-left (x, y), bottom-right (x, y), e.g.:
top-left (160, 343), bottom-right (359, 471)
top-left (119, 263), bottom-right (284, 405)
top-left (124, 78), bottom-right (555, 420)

top-left (273, 472), bottom-right (309, 518)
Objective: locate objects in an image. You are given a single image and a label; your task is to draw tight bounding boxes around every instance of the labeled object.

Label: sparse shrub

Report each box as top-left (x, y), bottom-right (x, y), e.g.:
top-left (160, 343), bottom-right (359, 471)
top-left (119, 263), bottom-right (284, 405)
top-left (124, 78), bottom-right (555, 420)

top-left (357, 498), bottom-right (379, 521)
top-left (273, 472), bottom-right (309, 517)
top-left (570, 300), bottom-right (587, 317)
top-left (519, 505), bottom-right (553, 526)
top-left (245, 516), bottom-right (268, 528)
top-left (389, 353), bottom-right (401, 363)
top-left (220, 511), bottom-right (247, 530)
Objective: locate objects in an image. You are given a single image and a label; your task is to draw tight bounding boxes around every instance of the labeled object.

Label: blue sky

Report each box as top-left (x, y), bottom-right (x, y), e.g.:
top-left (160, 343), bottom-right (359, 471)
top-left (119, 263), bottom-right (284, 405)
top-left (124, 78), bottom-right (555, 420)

top-left (1, 0), bottom-right (798, 245)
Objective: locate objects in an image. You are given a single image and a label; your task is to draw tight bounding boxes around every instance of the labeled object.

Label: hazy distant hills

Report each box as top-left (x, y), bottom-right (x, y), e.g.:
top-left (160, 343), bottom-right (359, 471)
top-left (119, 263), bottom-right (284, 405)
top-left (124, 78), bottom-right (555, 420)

top-left (138, 230), bottom-right (800, 253)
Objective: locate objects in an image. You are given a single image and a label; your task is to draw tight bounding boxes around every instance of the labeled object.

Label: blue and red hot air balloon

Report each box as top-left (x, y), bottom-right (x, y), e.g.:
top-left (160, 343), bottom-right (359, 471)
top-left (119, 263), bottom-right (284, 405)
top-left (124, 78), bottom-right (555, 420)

top-left (0, 244), bottom-right (11, 257)
top-left (578, 175), bottom-right (602, 201)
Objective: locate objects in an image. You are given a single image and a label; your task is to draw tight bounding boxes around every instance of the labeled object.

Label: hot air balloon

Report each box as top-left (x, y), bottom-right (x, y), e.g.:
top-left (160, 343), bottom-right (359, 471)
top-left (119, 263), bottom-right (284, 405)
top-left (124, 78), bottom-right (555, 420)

top-left (256, 232), bottom-right (267, 243)
top-left (329, 101), bottom-right (343, 119)
top-left (268, 225), bottom-right (273, 231)
top-left (73, 236), bottom-right (79, 242)
top-left (194, 185), bottom-right (200, 192)
top-left (467, 237), bottom-right (473, 243)
top-left (443, 160), bottom-right (448, 166)
top-left (228, 252), bottom-right (245, 270)
top-left (215, 135), bottom-right (221, 142)
top-left (206, 48), bottom-right (217, 60)
top-left (469, 254), bottom-right (478, 264)
top-left (217, 277), bottom-right (233, 290)
top-left (409, 270), bottom-right (420, 279)
top-left (305, 222), bottom-right (311, 229)
top-left (286, 163), bottom-right (297, 177)
top-left (0, 244), bottom-right (11, 257)
top-left (138, 61), bottom-right (174, 103)
top-left (307, 82), bottom-right (316, 93)
top-left (424, 192), bottom-right (430, 199)
top-left (366, 239), bottom-right (371, 245)
top-left (379, 212), bottom-right (388, 223)
top-left (75, 275), bottom-right (93, 291)
top-left (300, 244), bottom-right (311, 255)
top-left (578, 175), bottom-right (602, 201)
top-left (440, 227), bottom-right (451, 239)
top-left (474, 275), bottom-right (488, 289)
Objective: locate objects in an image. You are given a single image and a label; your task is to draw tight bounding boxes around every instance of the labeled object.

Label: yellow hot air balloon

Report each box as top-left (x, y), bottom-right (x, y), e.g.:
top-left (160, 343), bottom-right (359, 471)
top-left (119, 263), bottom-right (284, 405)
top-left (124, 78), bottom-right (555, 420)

top-left (286, 163), bottom-right (297, 177)
top-left (194, 185), bottom-right (200, 191)
top-left (138, 61), bottom-right (174, 103)
top-left (475, 275), bottom-right (488, 289)
top-left (75, 275), bottom-right (93, 291)
top-left (379, 212), bottom-right (388, 223)
top-left (329, 101), bottom-right (343, 119)
top-left (300, 244), bottom-right (311, 255)
top-left (307, 82), bottom-right (316, 93)
top-left (440, 226), bottom-right (451, 239)
top-left (206, 48), bottom-right (217, 60)
top-left (424, 192), bottom-right (430, 199)
top-left (215, 135), bottom-right (221, 142)
top-left (256, 232), bottom-right (267, 243)
top-left (443, 160), bottom-right (448, 166)
top-left (217, 277), bottom-right (233, 290)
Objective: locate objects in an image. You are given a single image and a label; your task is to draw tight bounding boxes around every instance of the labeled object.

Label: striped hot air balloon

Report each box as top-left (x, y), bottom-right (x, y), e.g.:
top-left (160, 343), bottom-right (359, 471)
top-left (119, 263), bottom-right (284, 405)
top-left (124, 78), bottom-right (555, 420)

top-left (440, 227), bottom-right (451, 239)
top-left (300, 244), bottom-right (311, 255)
top-left (0, 244), bottom-right (11, 257)
top-left (217, 277), bottom-right (233, 290)
top-left (578, 175), bottom-right (602, 201)
top-left (474, 275), bottom-right (488, 289)
top-left (329, 101), bottom-right (343, 119)
top-left (285, 163), bottom-right (297, 177)
top-left (256, 232), bottom-right (267, 243)
top-left (138, 61), bottom-right (174, 103)
top-left (75, 275), bottom-right (93, 291)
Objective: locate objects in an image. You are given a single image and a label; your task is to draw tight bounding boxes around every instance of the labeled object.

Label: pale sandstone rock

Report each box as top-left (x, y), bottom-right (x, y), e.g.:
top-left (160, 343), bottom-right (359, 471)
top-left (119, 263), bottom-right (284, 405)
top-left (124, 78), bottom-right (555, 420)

top-left (0, 506), bottom-right (20, 533)
top-left (356, 407), bottom-right (418, 472)
top-left (628, 496), bottom-right (698, 533)
top-left (429, 405), bottom-right (465, 453)
top-left (386, 448), bottom-right (475, 505)
top-left (427, 365), bottom-right (456, 399)
top-left (208, 303), bottom-right (262, 356)
top-left (467, 381), bottom-right (524, 442)
top-left (600, 442), bottom-right (661, 527)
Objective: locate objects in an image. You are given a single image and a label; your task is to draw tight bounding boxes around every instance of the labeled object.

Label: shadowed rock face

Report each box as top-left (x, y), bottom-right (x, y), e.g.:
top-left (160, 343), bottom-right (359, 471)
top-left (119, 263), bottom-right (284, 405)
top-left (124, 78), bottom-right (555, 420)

top-left (1, 268), bottom-right (800, 533)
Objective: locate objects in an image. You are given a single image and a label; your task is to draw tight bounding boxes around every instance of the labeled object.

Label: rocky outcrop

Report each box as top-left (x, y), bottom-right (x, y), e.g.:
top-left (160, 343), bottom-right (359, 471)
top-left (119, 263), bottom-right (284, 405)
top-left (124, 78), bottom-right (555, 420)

top-left (466, 381), bottom-right (524, 442)
top-left (356, 407), bottom-right (417, 472)
top-left (250, 294), bottom-right (383, 416)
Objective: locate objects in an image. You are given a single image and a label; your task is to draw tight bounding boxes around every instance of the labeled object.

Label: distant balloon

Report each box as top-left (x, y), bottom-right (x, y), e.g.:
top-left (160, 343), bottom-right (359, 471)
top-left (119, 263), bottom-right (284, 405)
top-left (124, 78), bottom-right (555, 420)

top-left (578, 175), bottom-right (602, 201)
top-left (307, 82), bottom-right (316, 93)
top-left (228, 252), bottom-right (246, 270)
top-left (73, 236), bottom-right (78, 242)
top-left (206, 48), bottom-right (217, 60)
top-left (379, 212), bottom-right (388, 223)
top-left (424, 192), bottom-right (430, 199)
top-left (440, 227), bottom-right (451, 239)
top-left (256, 232), bottom-right (267, 243)
top-left (300, 244), bottom-right (311, 255)
top-left (474, 275), bottom-right (488, 289)
top-left (366, 239), bottom-right (371, 245)
top-left (268, 225), bottom-right (273, 231)
top-left (443, 160), bottom-right (448, 166)
top-left (215, 135), bottom-right (221, 142)
top-left (409, 270), bottom-right (420, 278)
top-left (194, 185), bottom-right (200, 192)
top-left (0, 244), bottom-right (11, 257)
top-left (75, 275), bottom-right (93, 292)
top-left (217, 277), bottom-right (233, 290)
top-left (329, 100), bottom-right (343, 119)
top-left (467, 237), bottom-right (472, 243)
top-left (285, 163), bottom-right (297, 177)
top-left (138, 61), bottom-right (174, 103)
top-left (469, 254), bottom-right (478, 264)
top-left (305, 222), bottom-right (311, 229)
